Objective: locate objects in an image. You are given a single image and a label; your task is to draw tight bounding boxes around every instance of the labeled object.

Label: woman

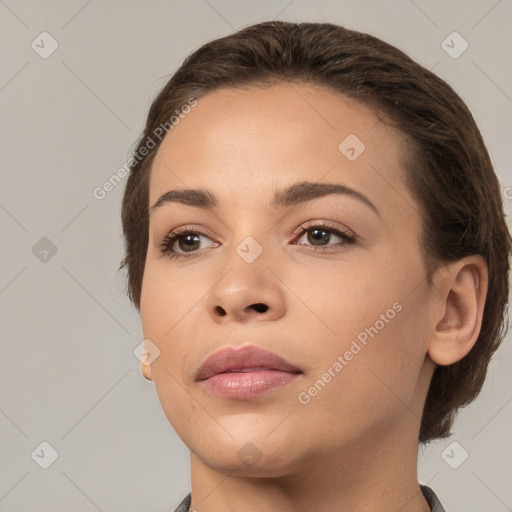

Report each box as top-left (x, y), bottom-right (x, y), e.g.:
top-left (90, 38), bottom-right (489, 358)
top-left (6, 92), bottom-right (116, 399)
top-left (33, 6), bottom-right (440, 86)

top-left (120, 21), bottom-right (511, 511)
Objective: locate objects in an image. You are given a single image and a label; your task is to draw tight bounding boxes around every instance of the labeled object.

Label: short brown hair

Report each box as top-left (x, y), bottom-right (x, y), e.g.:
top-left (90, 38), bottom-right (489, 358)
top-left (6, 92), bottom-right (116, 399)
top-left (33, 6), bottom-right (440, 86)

top-left (120, 21), bottom-right (511, 443)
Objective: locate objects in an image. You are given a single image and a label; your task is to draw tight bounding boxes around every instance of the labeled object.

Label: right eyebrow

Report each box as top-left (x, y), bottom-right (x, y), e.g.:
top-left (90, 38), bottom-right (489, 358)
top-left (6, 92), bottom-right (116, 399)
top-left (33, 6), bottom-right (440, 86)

top-left (151, 189), bottom-right (217, 211)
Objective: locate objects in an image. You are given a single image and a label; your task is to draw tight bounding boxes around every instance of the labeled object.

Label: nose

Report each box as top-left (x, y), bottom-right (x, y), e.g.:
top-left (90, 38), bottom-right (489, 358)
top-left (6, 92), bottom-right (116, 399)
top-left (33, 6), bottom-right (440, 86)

top-left (206, 264), bottom-right (287, 324)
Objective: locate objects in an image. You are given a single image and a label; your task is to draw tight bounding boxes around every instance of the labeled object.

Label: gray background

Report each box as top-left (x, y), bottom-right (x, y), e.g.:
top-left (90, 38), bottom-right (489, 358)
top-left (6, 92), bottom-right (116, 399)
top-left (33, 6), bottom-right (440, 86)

top-left (0, 0), bottom-right (511, 510)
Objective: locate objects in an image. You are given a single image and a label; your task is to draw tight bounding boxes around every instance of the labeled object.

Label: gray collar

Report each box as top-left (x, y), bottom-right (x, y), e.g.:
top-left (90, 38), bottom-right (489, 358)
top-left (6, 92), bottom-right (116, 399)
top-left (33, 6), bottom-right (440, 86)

top-left (173, 485), bottom-right (446, 511)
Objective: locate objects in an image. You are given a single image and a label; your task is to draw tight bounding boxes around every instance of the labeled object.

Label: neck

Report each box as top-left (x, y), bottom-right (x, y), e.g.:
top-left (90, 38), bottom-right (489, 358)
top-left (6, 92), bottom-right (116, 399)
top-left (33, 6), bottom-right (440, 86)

top-left (188, 421), bottom-right (431, 512)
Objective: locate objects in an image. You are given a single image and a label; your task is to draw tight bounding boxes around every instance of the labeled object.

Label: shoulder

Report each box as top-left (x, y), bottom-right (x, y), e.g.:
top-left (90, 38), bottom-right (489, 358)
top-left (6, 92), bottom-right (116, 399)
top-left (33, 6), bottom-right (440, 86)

top-left (172, 492), bottom-right (191, 512)
top-left (420, 484), bottom-right (446, 512)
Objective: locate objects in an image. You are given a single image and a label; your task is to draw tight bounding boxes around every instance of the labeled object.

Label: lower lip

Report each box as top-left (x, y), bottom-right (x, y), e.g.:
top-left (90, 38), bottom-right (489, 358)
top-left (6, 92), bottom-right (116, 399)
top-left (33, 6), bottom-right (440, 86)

top-left (201, 370), bottom-right (301, 399)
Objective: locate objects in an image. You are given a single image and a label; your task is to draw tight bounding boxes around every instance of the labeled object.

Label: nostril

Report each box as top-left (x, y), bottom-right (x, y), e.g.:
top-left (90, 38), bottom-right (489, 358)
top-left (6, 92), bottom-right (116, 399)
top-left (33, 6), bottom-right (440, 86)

top-left (251, 303), bottom-right (268, 313)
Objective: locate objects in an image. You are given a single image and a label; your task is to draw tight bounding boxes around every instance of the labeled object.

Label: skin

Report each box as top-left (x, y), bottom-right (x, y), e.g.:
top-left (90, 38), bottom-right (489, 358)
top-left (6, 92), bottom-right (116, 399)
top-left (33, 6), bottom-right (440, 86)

top-left (139, 82), bottom-right (488, 511)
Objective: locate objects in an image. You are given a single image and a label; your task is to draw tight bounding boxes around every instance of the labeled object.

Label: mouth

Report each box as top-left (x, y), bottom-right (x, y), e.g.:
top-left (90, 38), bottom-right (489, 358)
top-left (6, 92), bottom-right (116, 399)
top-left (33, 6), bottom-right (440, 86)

top-left (195, 345), bottom-right (303, 399)
top-left (221, 366), bottom-right (278, 373)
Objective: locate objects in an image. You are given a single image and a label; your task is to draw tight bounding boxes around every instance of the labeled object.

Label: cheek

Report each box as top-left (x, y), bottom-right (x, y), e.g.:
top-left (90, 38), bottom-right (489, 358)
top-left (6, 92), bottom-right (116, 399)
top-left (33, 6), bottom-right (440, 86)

top-left (344, 295), bottom-right (431, 409)
top-left (293, 305), bottom-right (429, 451)
top-left (139, 267), bottom-right (192, 386)
top-left (292, 258), bottom-right (431, 417)
top-left (140, 269), bottom-right (201, 436)
top-left (280, 259), bottom-right (403, 356)
top-left (140, 262), bottom-right (198, 341)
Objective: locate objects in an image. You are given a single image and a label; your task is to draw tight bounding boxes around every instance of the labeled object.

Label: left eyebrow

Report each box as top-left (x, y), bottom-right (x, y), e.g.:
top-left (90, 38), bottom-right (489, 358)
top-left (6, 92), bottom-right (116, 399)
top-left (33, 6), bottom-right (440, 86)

top-left (270, 181), bottom-right (380, 217)
top-left (150, 180), bottom-right (380, 218)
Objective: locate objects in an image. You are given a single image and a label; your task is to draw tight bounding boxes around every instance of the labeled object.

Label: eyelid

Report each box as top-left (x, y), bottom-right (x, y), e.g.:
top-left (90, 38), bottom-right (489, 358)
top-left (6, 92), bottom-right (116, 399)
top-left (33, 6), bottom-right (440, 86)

top-left (164, 224), bottom-right (218, 241)
top-left (291, 219), bottom-right (355, 239)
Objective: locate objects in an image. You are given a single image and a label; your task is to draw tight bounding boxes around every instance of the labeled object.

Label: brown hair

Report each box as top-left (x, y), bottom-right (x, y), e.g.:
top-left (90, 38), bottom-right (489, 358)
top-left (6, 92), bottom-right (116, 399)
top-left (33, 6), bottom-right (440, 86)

top-left (120, 21), bottom-right (511, 443)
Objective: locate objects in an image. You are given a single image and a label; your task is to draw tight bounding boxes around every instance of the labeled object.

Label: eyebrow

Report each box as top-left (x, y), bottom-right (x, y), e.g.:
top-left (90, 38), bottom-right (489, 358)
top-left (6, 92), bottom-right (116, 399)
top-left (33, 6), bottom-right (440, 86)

top-left (150, 181), bottom-right (380, 217)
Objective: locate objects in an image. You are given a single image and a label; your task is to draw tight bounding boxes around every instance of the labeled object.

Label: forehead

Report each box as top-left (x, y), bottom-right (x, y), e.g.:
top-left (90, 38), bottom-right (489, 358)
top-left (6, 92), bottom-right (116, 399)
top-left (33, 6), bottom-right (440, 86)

top-left (148, 82), bottom-right (413, 217)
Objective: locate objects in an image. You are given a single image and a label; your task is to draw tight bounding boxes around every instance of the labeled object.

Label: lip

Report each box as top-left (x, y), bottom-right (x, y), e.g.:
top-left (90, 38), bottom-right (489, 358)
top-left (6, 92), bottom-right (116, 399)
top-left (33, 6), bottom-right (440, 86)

top-left (196, 345), bottom-right (303, 399)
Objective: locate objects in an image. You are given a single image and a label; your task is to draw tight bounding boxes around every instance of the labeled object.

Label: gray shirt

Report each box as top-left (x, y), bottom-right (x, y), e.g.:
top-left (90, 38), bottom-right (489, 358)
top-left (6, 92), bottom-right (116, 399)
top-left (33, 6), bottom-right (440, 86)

top-left (172, 484), bottom-right (446, 511)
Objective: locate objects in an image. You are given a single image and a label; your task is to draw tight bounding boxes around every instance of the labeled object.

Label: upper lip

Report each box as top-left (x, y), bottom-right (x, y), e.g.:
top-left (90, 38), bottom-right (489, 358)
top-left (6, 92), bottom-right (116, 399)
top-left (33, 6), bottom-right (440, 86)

top-left (195, 345), bottom-right (303, 381)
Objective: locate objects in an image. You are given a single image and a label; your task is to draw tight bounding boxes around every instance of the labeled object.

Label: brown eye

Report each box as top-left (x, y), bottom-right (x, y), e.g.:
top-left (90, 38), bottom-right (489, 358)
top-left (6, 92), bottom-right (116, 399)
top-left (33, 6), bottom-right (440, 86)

top-left (294, 223), bottom-right (355, 249)
top-left (160, 229), bottom-right (218, 259)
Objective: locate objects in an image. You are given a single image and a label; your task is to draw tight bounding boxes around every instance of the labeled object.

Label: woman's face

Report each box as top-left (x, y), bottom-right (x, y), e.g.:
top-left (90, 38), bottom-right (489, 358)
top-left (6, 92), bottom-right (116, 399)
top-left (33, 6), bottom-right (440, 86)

top-left (140, 83), bottom-right (437, 475)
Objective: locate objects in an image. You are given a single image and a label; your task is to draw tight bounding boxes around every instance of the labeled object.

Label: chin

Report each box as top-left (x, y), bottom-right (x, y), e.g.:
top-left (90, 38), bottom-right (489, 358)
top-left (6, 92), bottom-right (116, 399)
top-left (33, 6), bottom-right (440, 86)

top-left (195, 445), bottom-right (300, 478)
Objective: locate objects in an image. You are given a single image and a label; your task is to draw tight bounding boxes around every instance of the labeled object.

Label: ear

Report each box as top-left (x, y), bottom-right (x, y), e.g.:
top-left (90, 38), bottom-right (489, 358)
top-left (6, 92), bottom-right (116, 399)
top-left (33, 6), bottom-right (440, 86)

top-left (141, 362), bottom-right (153, 380)
top-left (427, 255), bottom-right (488, 366)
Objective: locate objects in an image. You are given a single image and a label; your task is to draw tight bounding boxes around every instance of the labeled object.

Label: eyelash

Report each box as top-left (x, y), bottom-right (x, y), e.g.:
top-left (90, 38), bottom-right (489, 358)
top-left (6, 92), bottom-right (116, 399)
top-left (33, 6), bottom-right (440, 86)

top-left (159, 222), bottom-right (356, 260)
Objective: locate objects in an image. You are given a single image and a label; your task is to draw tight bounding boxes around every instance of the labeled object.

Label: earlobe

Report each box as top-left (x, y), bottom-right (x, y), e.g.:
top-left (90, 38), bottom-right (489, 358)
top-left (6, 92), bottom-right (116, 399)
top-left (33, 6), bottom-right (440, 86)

top-left (427, 255), bottom-right (488, 366)
top-left (141, 362), bottom-right (153, 380)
